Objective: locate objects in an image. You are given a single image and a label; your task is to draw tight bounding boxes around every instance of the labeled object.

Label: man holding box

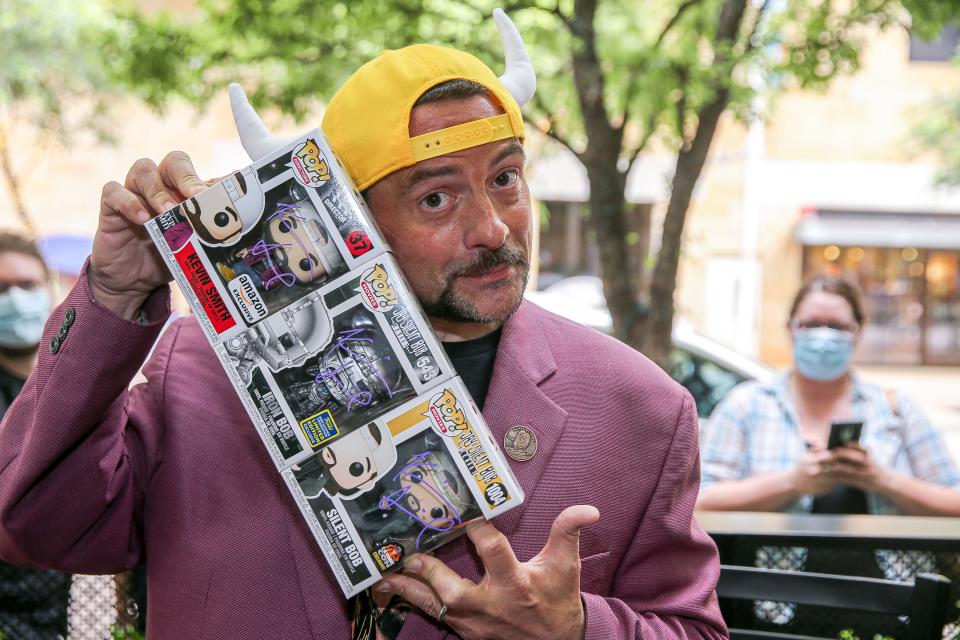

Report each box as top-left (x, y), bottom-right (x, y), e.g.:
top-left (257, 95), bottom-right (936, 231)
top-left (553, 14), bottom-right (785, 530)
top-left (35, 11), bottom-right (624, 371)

top-left (0, 10), bottom-right (726, 640)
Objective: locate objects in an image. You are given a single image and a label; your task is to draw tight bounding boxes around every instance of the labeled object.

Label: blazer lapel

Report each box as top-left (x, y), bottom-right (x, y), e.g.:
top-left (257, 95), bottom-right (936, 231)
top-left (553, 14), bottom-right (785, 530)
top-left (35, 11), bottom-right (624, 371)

top-left (395, 303), bottom-right (570, 639)
top-left (477, 301), bottom-right (568, 545)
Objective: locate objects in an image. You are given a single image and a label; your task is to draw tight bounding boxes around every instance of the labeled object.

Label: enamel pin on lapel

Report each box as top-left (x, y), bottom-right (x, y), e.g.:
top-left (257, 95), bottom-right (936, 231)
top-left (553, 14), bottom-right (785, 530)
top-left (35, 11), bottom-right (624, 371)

top-left (504, 426), bottom-right (538, 462)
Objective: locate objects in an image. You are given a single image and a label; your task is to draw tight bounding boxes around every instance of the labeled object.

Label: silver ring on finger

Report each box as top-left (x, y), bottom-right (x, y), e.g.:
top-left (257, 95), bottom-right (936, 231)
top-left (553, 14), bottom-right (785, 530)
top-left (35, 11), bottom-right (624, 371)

top-left (437, 602), bottom-right (449, 625)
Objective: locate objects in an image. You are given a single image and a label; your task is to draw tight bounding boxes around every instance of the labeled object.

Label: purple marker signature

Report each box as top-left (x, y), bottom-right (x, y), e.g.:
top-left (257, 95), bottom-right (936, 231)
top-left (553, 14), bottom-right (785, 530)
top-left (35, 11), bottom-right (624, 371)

top-left (314, 327), bottom-right (401, 411)
top-left (249, 203), bottom-right (318, 289)
top-left (378, 451), bottom-right (462, 550)
top-left (249, 239), bottom-right (297, 289)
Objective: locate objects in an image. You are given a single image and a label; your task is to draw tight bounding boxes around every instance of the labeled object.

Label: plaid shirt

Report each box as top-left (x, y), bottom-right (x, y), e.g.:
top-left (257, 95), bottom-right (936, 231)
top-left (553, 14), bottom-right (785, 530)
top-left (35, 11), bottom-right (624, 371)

top-left (700, 372), bottom-right (960, 514)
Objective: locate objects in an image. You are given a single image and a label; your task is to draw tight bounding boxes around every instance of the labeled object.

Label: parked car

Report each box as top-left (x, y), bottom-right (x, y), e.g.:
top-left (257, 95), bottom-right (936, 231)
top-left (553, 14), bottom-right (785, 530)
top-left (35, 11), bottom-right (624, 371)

top-left (525, 276), bottom-right (774, 418)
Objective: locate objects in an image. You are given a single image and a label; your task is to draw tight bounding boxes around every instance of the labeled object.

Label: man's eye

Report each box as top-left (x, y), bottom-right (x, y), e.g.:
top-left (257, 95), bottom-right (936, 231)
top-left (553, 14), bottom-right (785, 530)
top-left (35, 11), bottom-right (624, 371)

top-left (421, 192), bottom-right (450, 210)
top-left (493, 169), bottom-right (519, 188)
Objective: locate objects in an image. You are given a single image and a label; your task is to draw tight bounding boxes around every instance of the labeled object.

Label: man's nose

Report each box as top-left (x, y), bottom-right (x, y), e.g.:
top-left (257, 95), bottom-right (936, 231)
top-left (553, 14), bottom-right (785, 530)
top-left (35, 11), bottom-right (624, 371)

top-left (465, 193), bottom-right (509, 250)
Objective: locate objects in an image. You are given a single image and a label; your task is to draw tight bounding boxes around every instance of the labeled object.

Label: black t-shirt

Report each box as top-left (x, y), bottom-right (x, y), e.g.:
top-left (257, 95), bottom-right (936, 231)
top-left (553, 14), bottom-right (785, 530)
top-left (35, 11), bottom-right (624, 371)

top-left (441, 328), bottom-right (502, 412)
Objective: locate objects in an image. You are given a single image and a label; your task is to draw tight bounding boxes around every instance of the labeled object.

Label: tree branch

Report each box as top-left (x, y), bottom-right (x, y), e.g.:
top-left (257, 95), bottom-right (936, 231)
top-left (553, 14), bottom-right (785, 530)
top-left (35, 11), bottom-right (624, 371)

top-left (549, 0), bottom-right (573, 31)
top-left (655, 0), bottom-right (706, 48)
top-left (626, 110), bottom-right (659, 170)
top-left (524, 117), bottom-right (581, 158)
top-left (741, 0), bottom-right (772, 55)
top-left (571, 0), bottom-right (623, 162)
top-left (643, 0), bottom-right (749, 363)
top-left (716, 0), bottom-right (748, 44)
top-left (672, 63), bottom-right (691, 147)
top-left (528, 91), bottom-right (581, 156)
top-left (0, 122), bottom-right (36, 236)
top-left (618, 0), bottom-right (708, 129)
top-left (618, 70), bottom-right (641, 133)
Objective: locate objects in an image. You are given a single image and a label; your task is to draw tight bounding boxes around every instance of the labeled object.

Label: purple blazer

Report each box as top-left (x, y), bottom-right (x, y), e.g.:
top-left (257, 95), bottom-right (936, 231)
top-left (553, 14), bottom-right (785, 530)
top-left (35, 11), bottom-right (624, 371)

top-left (0, 274), bottom-right (726, 639)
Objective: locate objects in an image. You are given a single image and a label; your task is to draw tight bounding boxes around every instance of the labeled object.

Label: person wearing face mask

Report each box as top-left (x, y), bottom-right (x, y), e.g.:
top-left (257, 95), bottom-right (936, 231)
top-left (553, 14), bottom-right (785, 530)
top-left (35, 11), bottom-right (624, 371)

top-left (0, 230), bottom-right (72, 640)
top-left (697, 275), bottom-right (960, 517)
top-left (0, 231), bottom-right (53, 419)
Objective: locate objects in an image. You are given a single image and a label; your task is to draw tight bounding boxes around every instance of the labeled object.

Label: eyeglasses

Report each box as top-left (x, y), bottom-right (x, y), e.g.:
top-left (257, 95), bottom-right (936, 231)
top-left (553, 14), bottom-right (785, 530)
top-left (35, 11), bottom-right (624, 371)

top-left (790, 320), bottom-right (859, 333)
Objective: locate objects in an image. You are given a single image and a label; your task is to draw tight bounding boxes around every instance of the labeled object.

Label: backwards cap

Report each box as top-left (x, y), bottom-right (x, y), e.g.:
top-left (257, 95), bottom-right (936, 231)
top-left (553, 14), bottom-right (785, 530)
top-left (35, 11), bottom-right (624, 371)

top-left (229, 9), bottom-right (535, 191)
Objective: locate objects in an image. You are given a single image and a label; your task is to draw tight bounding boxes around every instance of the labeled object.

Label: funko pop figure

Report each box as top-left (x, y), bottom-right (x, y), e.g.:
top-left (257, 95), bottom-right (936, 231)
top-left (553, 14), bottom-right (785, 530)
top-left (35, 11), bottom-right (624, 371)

top-left (376, 450), bottom-right (472, 550)
top-left (298, 421), bottom-right (398, 500)
top-left (265, 205), bottom-right (341, 286)
top-left (217, 198), bottom-right (344, 293)
top-left (280, 311), bottom-right (410, 420)
top-left (181, 169), bottom-right (265, 247)
top-left (223, 292), bottom-right (335, 383)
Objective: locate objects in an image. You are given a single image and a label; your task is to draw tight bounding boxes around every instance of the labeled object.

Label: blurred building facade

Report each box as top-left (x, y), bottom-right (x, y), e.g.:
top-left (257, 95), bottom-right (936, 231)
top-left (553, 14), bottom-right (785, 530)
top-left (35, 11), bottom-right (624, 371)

top-left (530, 25), bottom-right (960, 367)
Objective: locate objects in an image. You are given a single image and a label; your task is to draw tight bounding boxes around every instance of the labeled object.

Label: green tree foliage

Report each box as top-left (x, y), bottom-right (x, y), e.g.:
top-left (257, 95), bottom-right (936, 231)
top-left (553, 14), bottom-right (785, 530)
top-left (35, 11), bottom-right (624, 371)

top-left (0, 0), bottom-right (125, 233)
top-left (904, 1), bottom-right (960, 186)
top-left (111, 624), bottom-right (145, 640)
top-left (914, 90), bottom-right (960, 185)
top-left (109, 0), bottom-right (943, 364)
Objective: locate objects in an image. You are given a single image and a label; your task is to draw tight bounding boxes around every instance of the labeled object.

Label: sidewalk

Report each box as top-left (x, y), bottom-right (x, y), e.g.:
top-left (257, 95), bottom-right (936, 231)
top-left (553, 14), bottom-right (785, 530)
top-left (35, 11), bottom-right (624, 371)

top-left (858, 365), bottom-right (960, 466)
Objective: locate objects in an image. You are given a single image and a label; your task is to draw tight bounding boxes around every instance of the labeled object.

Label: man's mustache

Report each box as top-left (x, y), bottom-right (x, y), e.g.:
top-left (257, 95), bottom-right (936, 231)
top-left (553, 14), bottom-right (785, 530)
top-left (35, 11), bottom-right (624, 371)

top-left (450, 244), bottom-right (527, 278)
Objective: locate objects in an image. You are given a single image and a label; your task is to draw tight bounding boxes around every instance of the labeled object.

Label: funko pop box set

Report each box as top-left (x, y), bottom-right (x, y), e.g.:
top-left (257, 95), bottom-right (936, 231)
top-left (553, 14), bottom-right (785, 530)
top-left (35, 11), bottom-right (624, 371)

top-left (145, 131), bottom-right (524, 598)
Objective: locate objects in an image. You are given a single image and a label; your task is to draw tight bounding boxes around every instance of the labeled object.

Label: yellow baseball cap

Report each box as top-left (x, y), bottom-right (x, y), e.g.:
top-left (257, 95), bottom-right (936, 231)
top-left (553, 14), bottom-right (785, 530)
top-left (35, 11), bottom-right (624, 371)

top-left (321, 44), bottom-right (525, 191)
top-left (229, 10), bottom-right (535, 189)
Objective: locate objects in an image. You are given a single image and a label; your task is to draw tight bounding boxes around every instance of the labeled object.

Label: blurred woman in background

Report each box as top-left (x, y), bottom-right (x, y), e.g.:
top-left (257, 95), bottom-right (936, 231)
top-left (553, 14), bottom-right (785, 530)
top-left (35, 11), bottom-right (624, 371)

top-left (698, 275), bottom-right (960, 516)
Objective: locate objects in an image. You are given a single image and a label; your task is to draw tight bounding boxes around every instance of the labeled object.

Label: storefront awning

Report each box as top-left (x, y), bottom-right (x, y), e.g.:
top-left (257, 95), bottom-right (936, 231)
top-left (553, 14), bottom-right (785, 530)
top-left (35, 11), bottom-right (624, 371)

top-left (796, 211), bottom-right (960, 249)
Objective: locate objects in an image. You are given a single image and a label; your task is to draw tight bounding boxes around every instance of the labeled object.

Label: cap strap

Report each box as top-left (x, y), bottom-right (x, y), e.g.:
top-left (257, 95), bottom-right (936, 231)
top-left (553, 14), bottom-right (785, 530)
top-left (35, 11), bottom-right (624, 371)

top-left (410, 113), bottom-right (516, 162)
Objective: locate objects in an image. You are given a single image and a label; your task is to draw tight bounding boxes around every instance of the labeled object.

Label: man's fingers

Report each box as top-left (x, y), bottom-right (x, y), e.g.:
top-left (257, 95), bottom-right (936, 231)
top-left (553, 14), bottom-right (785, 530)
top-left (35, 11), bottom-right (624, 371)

top-left (101, 181), bottom-right (150, 225)
top-left (376, 573), bottom-right (447, 621)
top-left (124, 158), bottom-right (180, 215)
top-left (204, 173), bottom-right (234, 188)
top-left (539, 505), bottom-right (600, 562)
top-left (159, 150), bottom-right (210, 199)
top-left (465, 518), bottom-right (520, 583)
top-left (400, 554), bottom-right (475, 611)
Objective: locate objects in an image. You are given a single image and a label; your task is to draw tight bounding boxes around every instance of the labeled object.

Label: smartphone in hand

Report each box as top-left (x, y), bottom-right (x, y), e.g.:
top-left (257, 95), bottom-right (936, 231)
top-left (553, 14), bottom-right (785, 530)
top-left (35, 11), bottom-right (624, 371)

top-left (827, 421), bottom-right (863, 450)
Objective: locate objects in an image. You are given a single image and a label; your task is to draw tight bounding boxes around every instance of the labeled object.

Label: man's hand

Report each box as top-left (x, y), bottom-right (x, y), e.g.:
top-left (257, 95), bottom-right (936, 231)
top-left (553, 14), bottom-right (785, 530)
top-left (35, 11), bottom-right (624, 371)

top-left (790, 449), bottom-right (838, 497)
top-left (829, 444), bottom-right (890, 493)
top-left (89, 151), bottom-right (213, 319)
top-left (376, 505), bottom-right (600, 640)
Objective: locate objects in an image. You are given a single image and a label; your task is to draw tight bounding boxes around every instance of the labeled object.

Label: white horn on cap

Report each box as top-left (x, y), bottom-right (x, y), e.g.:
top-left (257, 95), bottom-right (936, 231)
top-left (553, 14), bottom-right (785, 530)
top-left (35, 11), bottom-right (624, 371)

top-left (493, 8), bottom-right (536, 107)
top-left (229, 83), bottom-right (297, 161)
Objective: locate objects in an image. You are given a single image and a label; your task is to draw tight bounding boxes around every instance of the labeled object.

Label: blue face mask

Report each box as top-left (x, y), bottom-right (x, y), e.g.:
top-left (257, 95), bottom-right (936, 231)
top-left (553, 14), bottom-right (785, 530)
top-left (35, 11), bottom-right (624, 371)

top-left (0, 287), bottom-right (52, 348)
top-left (793, 327), bottom-right (854, 382)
